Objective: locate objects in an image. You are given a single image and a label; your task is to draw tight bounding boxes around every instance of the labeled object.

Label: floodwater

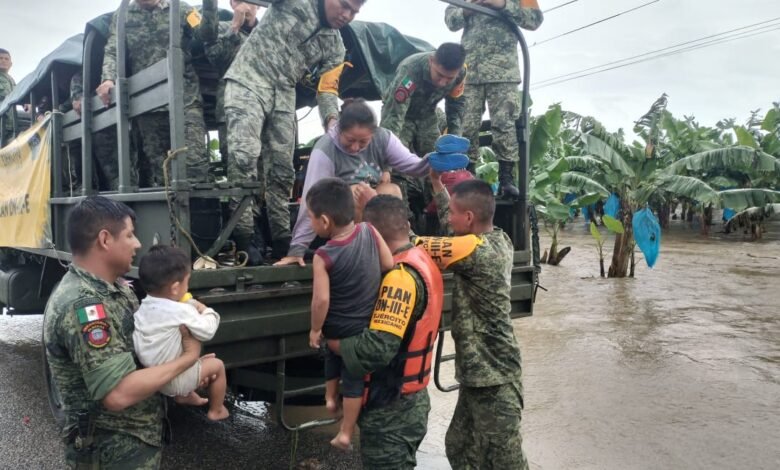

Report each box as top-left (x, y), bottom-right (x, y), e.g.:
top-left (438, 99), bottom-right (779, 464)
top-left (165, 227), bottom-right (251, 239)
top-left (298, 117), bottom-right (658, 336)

top-left (514, 218), bottom-right (780, 470)
top-left (0, 218), bottom-right (778, 469)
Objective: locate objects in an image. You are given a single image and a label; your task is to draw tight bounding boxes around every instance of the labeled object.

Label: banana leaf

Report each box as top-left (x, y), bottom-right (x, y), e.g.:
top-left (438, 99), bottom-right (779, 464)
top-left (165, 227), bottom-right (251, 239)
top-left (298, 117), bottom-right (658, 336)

top-left (579, 133), bottom-right (636, 178)
top-left (718, 189), bottom-right (780, 212)
top-left (665, 147), bottom-right (780, 175)
top-left (560, 172), bottom-right (610, 198)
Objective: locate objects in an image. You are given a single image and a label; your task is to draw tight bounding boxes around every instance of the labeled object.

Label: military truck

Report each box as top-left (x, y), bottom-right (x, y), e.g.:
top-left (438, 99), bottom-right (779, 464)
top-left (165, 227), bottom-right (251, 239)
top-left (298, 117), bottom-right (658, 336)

top-left (0, 0), bottom-right (538, 430)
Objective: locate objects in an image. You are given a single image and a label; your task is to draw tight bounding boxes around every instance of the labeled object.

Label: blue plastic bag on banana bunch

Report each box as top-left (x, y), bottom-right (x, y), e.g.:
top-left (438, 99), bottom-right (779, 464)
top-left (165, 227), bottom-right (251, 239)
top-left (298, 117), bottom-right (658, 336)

top-left (632, 207), bottom-right (661, 268)
top-left (604, 193), bottom-right (620, 218)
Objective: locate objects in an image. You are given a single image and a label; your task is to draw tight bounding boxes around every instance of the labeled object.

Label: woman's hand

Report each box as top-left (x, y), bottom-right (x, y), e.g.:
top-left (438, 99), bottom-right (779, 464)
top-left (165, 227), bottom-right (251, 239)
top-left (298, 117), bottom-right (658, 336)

top-left (274, 256), bottom-right (305, 267)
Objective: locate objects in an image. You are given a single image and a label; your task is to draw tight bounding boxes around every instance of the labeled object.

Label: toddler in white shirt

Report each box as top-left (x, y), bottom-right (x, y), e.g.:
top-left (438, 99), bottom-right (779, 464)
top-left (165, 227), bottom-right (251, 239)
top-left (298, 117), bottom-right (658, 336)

top-left (133, 245), bottom-right (229, 421)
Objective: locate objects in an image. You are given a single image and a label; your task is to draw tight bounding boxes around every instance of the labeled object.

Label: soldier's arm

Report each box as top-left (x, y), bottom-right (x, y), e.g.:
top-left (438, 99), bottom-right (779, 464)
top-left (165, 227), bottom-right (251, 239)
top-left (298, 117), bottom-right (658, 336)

top-left (379, 68), bottom-right (415, 136)
top-left (204, 22), bottom-right (242, 75)
top-left (444, 5), bottom-right (467, 31)
top-left (60, 301), bottom-right (200, 411)
top-left (200, 0), bottom-right (219, 44)
top-left (102, 327), bottom-right (202, 411)
top-left (316, 39), bottom-right (348, 128)
top-left (444, 73), bottom-right (467, 136)
top-left (101, 12), bottom-right (118, 83)
top-left (502, 0), bottom-right (545, 31)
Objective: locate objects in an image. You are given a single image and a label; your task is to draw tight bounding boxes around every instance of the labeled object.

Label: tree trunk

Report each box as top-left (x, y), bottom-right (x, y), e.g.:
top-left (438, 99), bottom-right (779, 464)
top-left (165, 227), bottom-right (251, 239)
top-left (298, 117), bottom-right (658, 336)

top-left (629, 248), bottom-right (635, 278)
top-left (658, 204), bottom-right (670, 229)
top-left (599, 257), bottom-right (605, 278)
top-left (548, 246), bottom-right (571, 266)
top-left (547, 224), bottom-right (559, 265)
top-left (608, 200), bottom-right (634, 278)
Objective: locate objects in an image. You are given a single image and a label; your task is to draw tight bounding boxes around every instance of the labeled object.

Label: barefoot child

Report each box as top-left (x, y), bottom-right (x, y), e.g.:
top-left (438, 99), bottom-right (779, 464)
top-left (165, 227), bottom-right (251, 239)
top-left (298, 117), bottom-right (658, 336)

top-left (307, 178), bottom-right (394, 450)
top-left (133, 245), bottom-right (229, 421)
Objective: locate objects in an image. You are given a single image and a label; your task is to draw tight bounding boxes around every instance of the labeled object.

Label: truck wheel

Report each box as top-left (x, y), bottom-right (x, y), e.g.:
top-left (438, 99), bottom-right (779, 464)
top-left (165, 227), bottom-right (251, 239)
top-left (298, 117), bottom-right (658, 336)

top-left (41, 325), bottom-right (65, 426)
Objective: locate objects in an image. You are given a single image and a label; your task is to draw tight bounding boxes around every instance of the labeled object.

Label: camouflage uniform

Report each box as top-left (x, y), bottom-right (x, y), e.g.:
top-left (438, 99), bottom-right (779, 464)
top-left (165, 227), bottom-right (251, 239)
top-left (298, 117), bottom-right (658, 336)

top-left (102, 0), bottom-right (209, 187)
top-left (380, 51), bottom-right (467, 220)
top-left (69, 73), bottom-right (125, 191)
top-left (223, 0), bottom-right (344, 244)
top-left (43, 264), bottom-right (164, 468)
top-left (445, 1), bottom-right (543, 164)
top-left (201, 0), bottom-right (255, 161)
top-left (0, 70), bottom-right (16, 145)
top-left (418, 189), bottom-right (527, 470)
top-left (339, 244), bottom-right (431, 469)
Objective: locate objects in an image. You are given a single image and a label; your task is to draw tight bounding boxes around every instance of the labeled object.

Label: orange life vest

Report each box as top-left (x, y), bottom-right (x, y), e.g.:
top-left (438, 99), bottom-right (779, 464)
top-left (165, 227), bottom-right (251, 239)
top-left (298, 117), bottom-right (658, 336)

top-left (394, 246), bottom-right (444, 394)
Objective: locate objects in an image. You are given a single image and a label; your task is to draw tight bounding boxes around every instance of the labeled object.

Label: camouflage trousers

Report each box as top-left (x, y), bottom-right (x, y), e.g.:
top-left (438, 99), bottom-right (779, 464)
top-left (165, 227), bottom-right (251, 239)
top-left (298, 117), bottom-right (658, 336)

top-left (62, 129), bottom-right (123, 193)
top-left (224, 80), bottom-right (295, 241)
top-left (359, 390), bottom-right (431, 470)
top-left (65, 431), bottom-right (161, 470)
top-left (445, 381), bottom-right (527, 470)
top-left (134, 106), bottom-right (208, 188)
top-left (393, 114), bottom-right (440, 231)
top-left (462, 83), bottom-right (521, 163)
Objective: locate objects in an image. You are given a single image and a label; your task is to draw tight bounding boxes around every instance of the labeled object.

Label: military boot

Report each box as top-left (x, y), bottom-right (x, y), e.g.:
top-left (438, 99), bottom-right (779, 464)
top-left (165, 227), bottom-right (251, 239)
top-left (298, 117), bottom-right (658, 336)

top-left (270, 236), bottom-right (291, 261)
top-left (234, 234), bottom-right (264, 267)
top-left (498, 161), bottom-right (520, 199)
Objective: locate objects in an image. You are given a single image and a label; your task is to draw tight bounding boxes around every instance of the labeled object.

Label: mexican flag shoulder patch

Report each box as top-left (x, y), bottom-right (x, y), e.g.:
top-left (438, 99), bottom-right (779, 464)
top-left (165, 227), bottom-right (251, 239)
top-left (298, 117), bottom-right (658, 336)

top-left (76, 304), bottom-right (107, 325)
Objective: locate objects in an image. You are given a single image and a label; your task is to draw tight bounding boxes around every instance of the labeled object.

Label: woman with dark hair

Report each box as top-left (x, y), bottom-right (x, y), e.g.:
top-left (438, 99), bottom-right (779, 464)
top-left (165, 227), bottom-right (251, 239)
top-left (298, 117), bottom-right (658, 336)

top-left (275, 99), bottom-right (429, 266)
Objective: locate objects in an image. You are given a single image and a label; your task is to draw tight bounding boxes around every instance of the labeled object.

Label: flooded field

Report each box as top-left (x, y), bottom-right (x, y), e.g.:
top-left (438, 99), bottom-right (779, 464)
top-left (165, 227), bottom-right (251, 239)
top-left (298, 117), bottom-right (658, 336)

top-left (0, 219), bottom-right (778, 469)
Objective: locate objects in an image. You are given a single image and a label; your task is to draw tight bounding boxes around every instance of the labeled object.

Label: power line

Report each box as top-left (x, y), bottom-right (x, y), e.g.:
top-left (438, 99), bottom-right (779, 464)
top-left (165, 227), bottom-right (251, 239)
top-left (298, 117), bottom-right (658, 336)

top-left (533, 22), bottom-right (780, 89)
top-left (544, 0), bottom-right (580, 14)
top-left (532, 0), bottom-right (661, 47)
top-left (535, 16), bottom-right (780, 84)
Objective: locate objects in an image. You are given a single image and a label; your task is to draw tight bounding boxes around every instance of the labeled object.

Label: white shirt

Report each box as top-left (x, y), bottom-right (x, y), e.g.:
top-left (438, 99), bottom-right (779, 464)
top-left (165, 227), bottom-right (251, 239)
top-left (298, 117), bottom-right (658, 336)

top-left (133, 295), bottom-right (220, 368)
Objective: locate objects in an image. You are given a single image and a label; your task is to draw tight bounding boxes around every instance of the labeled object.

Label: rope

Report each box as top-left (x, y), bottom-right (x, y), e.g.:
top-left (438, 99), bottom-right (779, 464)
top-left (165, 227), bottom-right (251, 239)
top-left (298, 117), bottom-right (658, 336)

top-left (162, 147), bottom-right (248, 268)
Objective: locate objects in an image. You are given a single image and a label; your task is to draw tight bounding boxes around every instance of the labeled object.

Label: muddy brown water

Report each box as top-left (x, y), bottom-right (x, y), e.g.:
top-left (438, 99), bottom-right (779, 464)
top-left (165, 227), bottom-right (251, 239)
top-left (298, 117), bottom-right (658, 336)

top-left (0, 218), bottom-right (777, 469)
top-left (510, 219), bottom-right (780, 470)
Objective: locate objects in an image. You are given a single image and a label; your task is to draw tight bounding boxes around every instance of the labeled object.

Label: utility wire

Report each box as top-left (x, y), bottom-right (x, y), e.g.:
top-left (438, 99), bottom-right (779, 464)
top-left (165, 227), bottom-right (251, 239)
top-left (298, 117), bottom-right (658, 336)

top-left (532, 0), bottom-right (661, 47)
top-left (535, 16), bottom-right (780, 84)
top-left (534, 23), bottom-right (780, 89)
top-left (544, 0), bottom-right (580, 14)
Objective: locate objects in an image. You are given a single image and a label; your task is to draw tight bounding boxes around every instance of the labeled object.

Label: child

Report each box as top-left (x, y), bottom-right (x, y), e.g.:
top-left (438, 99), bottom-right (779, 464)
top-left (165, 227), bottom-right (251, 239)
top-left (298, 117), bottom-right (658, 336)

top-left (306, 178), bottom-right (394, 450)
top-left (416, 172), bottom-right (527, 469)
top-left (133, 245), bottom-right (229, 421)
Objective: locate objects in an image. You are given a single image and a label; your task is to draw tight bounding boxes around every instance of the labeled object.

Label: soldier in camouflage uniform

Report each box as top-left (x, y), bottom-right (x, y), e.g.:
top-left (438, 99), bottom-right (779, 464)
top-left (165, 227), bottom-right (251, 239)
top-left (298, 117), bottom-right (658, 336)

top-left (201, 0), bottom-right (258, 162)
top-left (445, 0), bottom-right (544, 197)
top-left (98, 0), bottom-right (209, 188)
top-left (380, 43), bottom-right (467, 227)
top-left (223, 0), bottom-right (365, 261)
top-left (416, 176), bottom-right (527, 470)
top-left (69, 72), bottom-right (127, 191)
top-left (329, 195), bottom-right (440, 469)
top-left (0, 48), bottom-right (16, 146)
top-left (43, 196), bottom-right (204, 468)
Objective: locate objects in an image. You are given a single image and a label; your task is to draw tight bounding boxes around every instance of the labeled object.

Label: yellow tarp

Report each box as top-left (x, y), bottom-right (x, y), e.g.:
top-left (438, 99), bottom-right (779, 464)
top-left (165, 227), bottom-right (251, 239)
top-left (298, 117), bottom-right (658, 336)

top-left (0, 115), bottom-right (52, 248)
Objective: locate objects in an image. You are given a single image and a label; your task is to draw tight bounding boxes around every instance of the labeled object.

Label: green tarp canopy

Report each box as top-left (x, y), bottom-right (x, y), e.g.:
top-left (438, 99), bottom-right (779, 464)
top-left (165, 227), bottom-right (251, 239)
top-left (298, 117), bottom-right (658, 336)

top-left (0, 15), bottom-right (433, 115)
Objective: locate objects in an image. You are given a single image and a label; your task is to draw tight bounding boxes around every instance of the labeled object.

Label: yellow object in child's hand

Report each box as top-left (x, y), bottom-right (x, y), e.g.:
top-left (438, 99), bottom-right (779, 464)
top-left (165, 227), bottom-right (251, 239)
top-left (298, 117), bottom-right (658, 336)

top-left (180, 292), bottom-right (193, 303)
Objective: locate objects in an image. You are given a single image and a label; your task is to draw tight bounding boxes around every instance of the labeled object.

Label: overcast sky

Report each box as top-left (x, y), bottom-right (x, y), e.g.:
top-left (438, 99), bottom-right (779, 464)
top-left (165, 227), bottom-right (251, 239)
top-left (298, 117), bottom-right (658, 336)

top-left (2, 0), bottom-right (779, 142)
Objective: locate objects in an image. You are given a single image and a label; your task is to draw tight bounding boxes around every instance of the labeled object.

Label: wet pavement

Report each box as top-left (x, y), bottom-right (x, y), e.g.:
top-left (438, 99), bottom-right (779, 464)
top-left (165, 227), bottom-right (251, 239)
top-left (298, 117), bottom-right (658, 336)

top-left (1, 218), bottom-right (778, 469)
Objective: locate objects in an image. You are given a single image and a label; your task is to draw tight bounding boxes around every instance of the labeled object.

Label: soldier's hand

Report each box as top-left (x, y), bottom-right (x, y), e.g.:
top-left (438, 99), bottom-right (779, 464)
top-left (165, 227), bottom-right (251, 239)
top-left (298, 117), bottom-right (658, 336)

top-left (477, 0), bottom-right (507, 9)
top-left (351, 182), bottom-right (377, 211)
top-left (96, 80), bottom-right (115, 107)
top-left (180, 325), bottom-right (202, 360)
top-left (72, 99), bottom-right (82, 117)
top-left (429, 168), bottom-right (445, 194)
top-left (274, 256), bottom-right (305, 267)
top-left (230, 6), bottom-right (248, 32)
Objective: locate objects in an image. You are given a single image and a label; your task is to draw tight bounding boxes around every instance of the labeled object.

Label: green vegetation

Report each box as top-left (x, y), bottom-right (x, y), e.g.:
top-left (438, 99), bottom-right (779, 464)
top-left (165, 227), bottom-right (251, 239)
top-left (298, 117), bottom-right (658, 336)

top-left (479, 96), bottom-right (780, 278)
